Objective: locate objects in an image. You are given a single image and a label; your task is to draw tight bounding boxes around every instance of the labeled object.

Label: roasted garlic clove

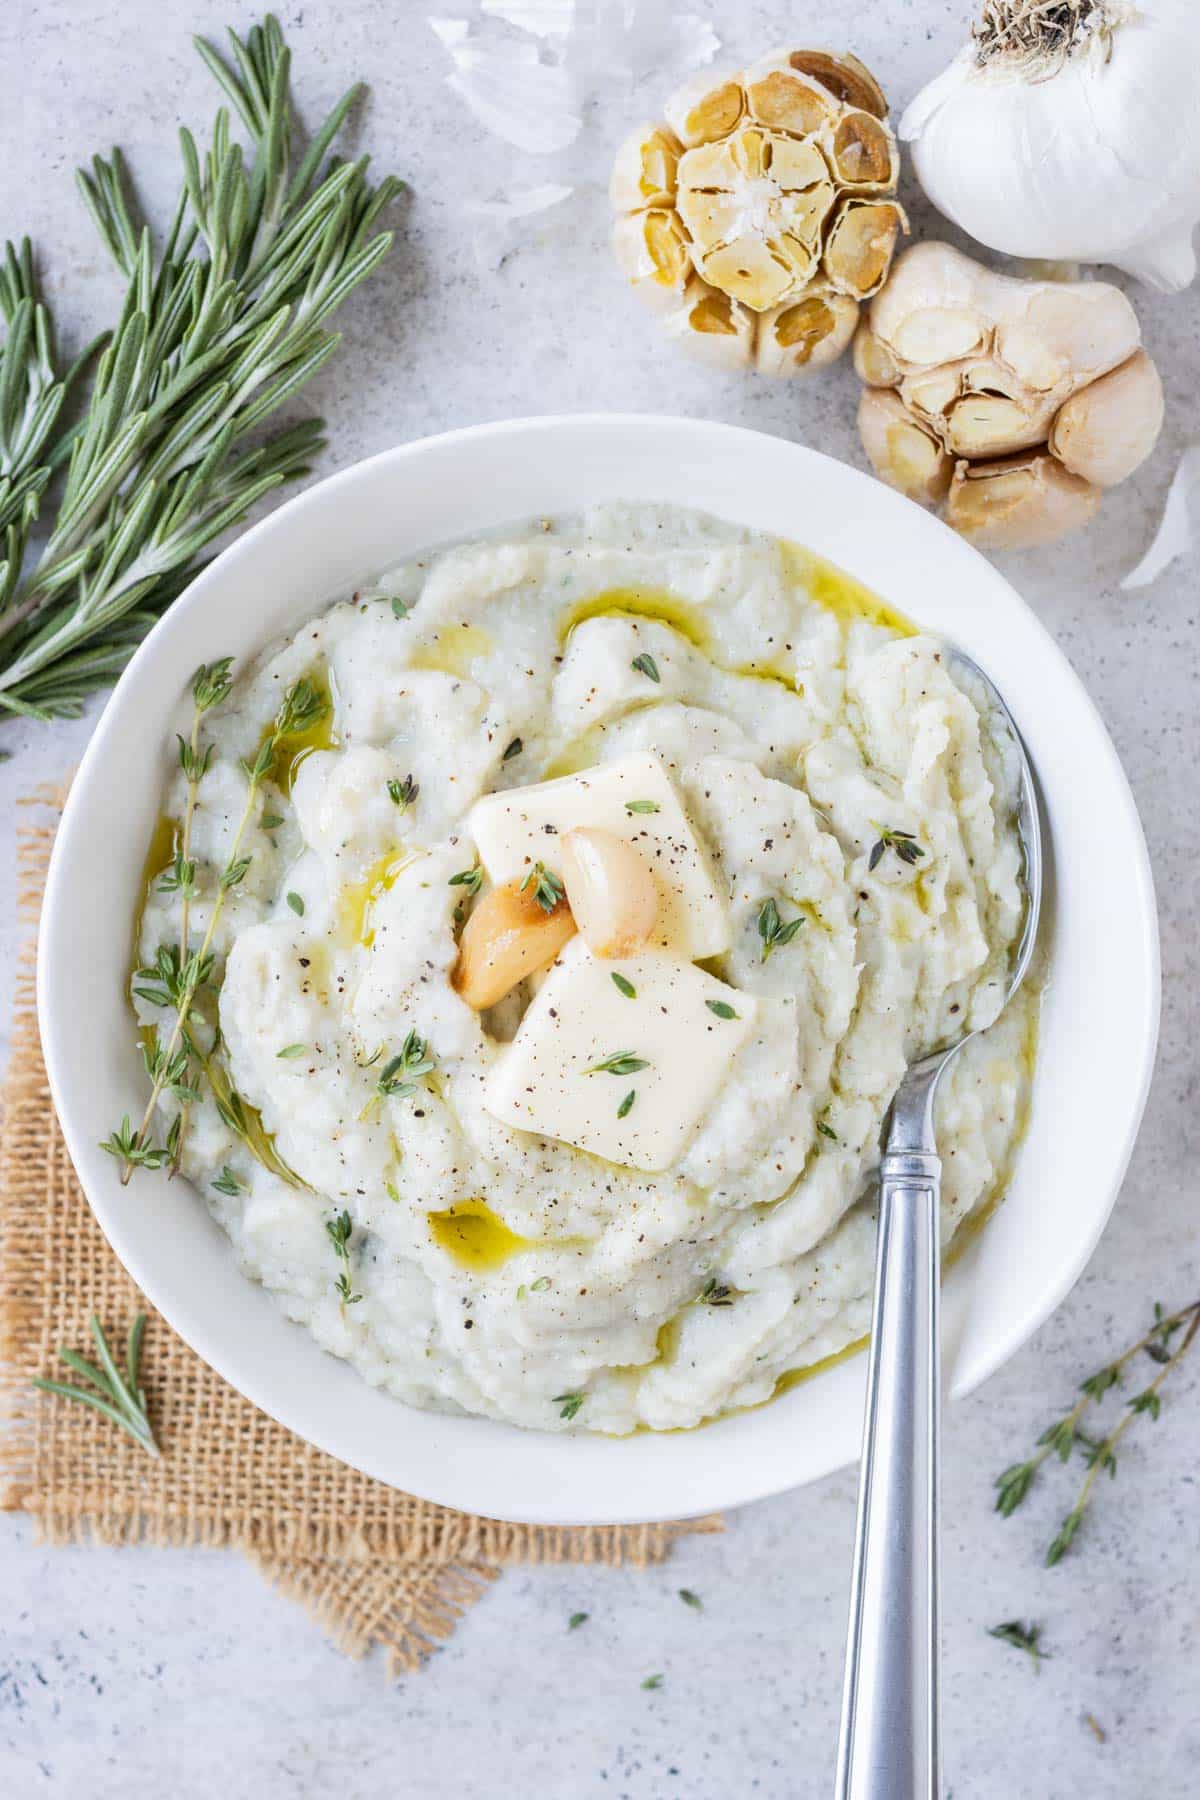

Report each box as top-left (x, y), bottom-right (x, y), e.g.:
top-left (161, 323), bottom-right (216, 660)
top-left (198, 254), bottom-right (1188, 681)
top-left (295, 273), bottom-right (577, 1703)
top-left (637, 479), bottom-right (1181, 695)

top-left (945, 453), bottom-right (1102, 549)
top-left (942, 389), bottom-right (1055, 458)
top-left (1048, 349), bottom-right (1164, 488)
top-left (852, 320), bottom-right (899, 387)
top-left (783, 47), bottom-right (888, 118)
top-left (756, 290), bottom-right (859, 376)
top-left (609, 122), bottom-right (683, 212)
top-left (827, 109), bottom-right (898, 190)
top-left (665, 277), bottom-right (755, 369)
top-left (453, 880), bottom-right (576, 1011)
top-left (611, 208), bottom-right (691, 312)
top-left (858, 389), bottom-right (953, 505)
top-left (664, 69), bottom-right (746, 147)
top-left (823, 199), bottom-right (907, 298)
top-left (560, 828), bottom-right (658, 959)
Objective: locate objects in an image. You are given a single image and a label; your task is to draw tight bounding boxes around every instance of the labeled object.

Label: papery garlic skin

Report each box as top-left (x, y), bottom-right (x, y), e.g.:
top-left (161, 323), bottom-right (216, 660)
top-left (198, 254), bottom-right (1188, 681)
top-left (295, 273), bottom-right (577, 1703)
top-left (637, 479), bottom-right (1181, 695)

top-left (610, 45), bottom-right (902, 374)
top-left (900, 0), bottom-right (1200, 293)
top-left (855, 243), bottom-right (1163, 547)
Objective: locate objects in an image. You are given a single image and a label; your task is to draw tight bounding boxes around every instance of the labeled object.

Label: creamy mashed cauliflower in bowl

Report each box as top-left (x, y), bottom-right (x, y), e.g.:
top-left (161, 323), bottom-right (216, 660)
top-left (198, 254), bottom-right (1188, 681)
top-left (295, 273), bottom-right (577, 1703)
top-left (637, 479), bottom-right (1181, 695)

top-left (38, 417), bottom-right (1158, 1524)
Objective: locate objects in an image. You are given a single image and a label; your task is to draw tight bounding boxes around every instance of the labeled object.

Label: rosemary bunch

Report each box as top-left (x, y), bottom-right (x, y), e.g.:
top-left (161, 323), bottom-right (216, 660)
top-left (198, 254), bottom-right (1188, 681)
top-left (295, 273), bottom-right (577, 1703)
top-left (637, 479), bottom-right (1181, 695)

top-left (995, 1296), bottom-right (1200, 1564)
top-left (0, 15), bottom-right (399, 724)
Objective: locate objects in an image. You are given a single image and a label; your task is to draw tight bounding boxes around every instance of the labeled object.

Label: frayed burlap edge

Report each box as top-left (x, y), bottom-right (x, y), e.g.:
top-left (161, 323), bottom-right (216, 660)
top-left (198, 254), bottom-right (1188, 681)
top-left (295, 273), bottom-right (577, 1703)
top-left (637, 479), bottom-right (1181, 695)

top-left (0, 790), bottom-right (719, 1671)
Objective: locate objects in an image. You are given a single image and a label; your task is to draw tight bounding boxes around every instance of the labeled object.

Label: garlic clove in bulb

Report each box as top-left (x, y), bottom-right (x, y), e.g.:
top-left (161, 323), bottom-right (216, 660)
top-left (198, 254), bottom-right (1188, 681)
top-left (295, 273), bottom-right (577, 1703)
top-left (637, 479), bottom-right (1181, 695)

top-left (822, 199), bottom-right (907, 299)
top-left (826, 109), bottom-right (899, 191)
top-left (853, 322), bottom-right (900, 387)
top-left (858, 388), bottom-right (953, 506)
top-left (1049, 349), bottom-right (1165, 488)
top-left (756, 290), bottom-right (859, 376)
top-left (899, 0), bottom-right (1200, 293)
top-left (742, 54), bottom-right (838, 135)
top-left (781, 47), bottom-right (888, 118)
top-left (945, 453), bottom-right (1102, 550)
top-left (663, 69), bottom-right (747, 147)
top-left (609, 122), bottom-right (683, 212)
top-left (665, 277), bottom-right (755, 370)
top-left (611, 209), bottom-right (691, 312)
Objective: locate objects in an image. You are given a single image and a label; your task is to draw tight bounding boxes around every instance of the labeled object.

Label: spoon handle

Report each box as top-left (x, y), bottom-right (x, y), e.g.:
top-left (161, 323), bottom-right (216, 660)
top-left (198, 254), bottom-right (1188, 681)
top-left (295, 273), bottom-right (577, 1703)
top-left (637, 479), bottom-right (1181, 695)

top-left (835, 1150), bottom-right (942, 1800)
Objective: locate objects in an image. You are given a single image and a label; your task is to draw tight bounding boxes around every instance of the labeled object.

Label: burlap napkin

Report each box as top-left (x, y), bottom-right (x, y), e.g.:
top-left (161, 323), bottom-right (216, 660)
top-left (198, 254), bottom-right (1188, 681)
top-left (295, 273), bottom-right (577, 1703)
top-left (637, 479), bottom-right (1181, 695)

top-left (0, 795), bottom-right (718, 1672)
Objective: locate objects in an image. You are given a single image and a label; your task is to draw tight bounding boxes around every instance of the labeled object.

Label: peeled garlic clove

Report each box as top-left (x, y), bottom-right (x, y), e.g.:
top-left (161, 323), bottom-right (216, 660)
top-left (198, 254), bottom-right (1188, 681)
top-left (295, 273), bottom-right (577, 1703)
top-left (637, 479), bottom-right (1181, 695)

top-left (560, 827), bottom-right (658, 959)
top-left (664, 68), bottom-right (746, 147)
top-left (945, 453), bottom-right (1102, 549)
top-left (1049, 349), bottom-right (1164, 488)
top-left (853, 321), bottom-right (899, 387)
top-left (756, 290), bottom-right (858, 376)
top-left (609, 122), bottom-right (683, 212)
top-left (611, 209), bottom-right (691, 312)
top-left (823, 199), bottom-right (907, 298)
top-left (828, 109), bottom-right (898, 190)
top-left (858, 389), bottom-right (953, 505)
top-left (453, 879), bottom-right (576, 1012)
top-left (665, 277), bottom-right (755, 370)
top-left (783, 47), bottom-right (888, 117)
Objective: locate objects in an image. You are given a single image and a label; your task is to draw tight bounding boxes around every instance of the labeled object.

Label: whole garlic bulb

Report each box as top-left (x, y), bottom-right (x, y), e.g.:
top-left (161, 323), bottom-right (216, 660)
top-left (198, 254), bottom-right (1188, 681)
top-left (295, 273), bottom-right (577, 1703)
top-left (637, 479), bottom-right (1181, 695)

top-left (855, 243), bottom-right (1164, 547)
top-left (901, 0), bottom-right (1200, 292)
top-left (610, 47), bottom-right (906, 375)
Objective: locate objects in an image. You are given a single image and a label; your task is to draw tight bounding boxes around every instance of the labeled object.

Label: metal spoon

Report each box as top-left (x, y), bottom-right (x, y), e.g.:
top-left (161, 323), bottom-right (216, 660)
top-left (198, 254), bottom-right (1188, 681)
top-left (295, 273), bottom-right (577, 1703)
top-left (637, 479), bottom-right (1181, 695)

top-left (834, 648), bottom-right (1043, 1800)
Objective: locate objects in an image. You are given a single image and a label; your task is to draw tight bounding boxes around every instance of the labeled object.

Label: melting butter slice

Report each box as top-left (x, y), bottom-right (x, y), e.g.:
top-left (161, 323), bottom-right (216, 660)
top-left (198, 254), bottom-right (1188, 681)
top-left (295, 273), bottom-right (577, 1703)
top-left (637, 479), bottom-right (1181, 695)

top-left (467, 753), bottom-right (729, 957)
top-left (484, 937), bottom-right (756, 1172)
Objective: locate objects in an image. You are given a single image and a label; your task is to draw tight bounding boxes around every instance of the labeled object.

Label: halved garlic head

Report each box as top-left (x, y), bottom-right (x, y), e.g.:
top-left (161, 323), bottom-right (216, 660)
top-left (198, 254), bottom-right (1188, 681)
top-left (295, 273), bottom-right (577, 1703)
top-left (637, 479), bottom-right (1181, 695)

top-left (560, 827), bottom-right (658, 959)
top-left (610, 45), bottom-right (900, 373)
top-left (854, 242), bottom-right (1163, 546)
top-left (452, 880), bottom-right (576, 1012)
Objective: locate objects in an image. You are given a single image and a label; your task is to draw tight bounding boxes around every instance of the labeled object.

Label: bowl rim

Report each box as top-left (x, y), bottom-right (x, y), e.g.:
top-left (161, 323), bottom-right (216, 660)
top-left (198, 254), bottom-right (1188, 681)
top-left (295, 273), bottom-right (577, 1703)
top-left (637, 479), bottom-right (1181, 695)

top-left (36, 413), bottom-right (1161, 1524)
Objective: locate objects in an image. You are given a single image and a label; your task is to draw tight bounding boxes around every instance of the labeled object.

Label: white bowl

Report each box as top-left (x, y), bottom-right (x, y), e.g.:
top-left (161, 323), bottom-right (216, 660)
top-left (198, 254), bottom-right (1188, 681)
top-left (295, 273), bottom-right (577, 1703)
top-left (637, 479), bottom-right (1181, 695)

top-left (38, 416), bottom-right (1159, 1525)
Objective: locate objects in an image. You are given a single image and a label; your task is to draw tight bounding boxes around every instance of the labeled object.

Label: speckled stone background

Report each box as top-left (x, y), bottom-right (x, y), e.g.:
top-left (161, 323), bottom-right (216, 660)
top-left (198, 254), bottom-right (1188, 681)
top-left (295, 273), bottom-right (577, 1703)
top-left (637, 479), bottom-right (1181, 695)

top-left (1, 2), bottom-right (1197, 1795)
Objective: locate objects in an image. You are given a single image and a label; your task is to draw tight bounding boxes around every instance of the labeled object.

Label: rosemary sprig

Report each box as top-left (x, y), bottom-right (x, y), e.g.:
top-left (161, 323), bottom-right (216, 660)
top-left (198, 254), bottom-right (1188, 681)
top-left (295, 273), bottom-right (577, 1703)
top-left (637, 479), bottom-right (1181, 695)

top-left (325, 1209), bottom-right (362, 1307)
top-left (521, 860), bottom-right (564, 914)
top-left (757, 897), bottom-right (804, 961)
top-left (988, 1620), bottom-right (1049, 1671)
top-left (109, 672), bottom-right (326, 1180)
top-left (33, 1313), bottom-right (160, 1457)
top-left (0, 16), bottom-right (399, 724)
top-left (995, 1297), bottom-right (1200, 1564)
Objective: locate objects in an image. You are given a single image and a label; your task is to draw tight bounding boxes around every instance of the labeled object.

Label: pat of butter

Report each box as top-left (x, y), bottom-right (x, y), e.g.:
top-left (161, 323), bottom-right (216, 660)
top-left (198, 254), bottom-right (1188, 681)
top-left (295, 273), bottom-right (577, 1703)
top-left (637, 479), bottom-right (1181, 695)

top-left (467, 753), bottom-right (729, 957)
top-left (484, 937), bottom-right (756, 1172)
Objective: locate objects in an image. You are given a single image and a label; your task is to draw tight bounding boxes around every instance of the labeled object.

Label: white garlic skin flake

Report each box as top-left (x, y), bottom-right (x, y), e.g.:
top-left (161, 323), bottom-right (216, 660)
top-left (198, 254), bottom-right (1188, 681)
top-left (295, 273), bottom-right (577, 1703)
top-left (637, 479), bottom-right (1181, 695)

top-left (854, 243), bottom-right (1164, 548)
top-left (610, 46), bottom-right (903, 375)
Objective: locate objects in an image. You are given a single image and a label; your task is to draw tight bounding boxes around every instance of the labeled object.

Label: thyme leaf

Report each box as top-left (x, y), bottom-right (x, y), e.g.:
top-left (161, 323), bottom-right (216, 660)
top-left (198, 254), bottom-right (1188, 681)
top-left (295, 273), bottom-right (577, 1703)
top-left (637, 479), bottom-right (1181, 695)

top-left (387, 773), bottom-right (419, 809)
top-left (868, 826), bottom-right (925, 872)
top-left (554, 1391), bottom-right (584, 1421)
top-left (585, 1051), bottom-right (650, 1077)
top-left (520, 860), bottom-right (564, 914)
top-left (988, 1620), bottom-right (1049, 1671)
top-left (757, 897), bottom-right (804, 961)
top-left (611, 972), bottom-right (637, 999)
top-left (631, 652), bottom-right (660, 683)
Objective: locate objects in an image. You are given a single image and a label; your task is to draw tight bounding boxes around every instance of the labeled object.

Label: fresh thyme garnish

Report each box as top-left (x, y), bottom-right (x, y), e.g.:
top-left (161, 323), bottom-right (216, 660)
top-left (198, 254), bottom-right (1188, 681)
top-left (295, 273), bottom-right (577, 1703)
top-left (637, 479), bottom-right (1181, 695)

top-left (699, 1277), bottom-right (734, 1306)
top-left (449, 862), bottom-right (484, 896)
top-left (212, 1165), bottom-right (247, 1196)
top-left (641, 1673), bottom-right (663, 1690)
top-left (757, 897), bottom-right (804, 961)
top-left (625, 799), bottom-right (660, 814)
top-left (261, 812), bottom-right (284, 831)
top-left (995, 1297), bottom-right (1200, 1565)
top-left (988, 1620), bottom-right (1049, 1671)
top-left (390, 596), bottom-right (413, 620)
top-left (631, 652), bottom-right (660, 683)
top-left (868, 827), bottom-right (925, 872)
top-left (679, 1588), bottom-right (703, 1610)
top-left (706, 998), bottom-right (737, 1020)
top-left (276, 1043), bottom-right (307, 1059)
top-left (568, 1612), bottom-right (589, 1631)
top-left (33, 1313), bottom-right (159, 1458)
top-left (502, 737), bottom-right (523, 761)
top-left (286, 891), bottom-right (304, 915)
top-left (617, 1089), bottom-right (636, 1119)
top-left (554, 1391), bottom-right (585, 1421)
top-left (521, 861), bottom-right (565, 913)
top-left (611, 972), bottom-right (637, 999)
top-left (0, 20), bottom-right (397, 726)
top-left (325, 1209), bottom-right (362, 1307)
top-left (387, 773), bottom-right (419, 809)
top-left (816, 1111), bottom-right (839, 1142)
top-left (585, 1050), bottom-right (650, 1076)
top-left (358, 1028), bottom-right (435, 1121)
top-left (112, 672), bottom-right (328, 1181)
top-left (530, 1276), bottom-right (551, 1293)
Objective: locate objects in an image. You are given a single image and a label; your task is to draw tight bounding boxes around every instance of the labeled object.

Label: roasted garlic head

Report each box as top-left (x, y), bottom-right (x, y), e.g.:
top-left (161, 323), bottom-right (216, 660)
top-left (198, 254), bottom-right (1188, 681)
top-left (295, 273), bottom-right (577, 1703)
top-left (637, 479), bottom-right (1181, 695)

top-left (855, 244), bottom-right (1164, 548)
top-left (610, 47), bottom-right (904, 376)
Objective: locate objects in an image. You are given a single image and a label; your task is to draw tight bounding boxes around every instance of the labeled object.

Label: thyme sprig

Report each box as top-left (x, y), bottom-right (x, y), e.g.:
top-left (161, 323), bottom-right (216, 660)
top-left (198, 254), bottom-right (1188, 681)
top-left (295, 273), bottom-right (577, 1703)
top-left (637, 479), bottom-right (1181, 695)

top-left (0, 16), bottom-right (399, 724)
top-left (757, 896), bottom-right (804, 961)
top-left (33, 1313), bottom-right (160, 1458)
top-left (108, 671), bottom-right (326, 1180)
top-left (868, 827), bottom-right (925, 872)
top-left (995, 1297), bottom-right (1200, 1564)
top-left (521, 860), bottom-right (564, 914)
top-left (585, 1050), bottom-right (650, 1077)
top-left (988, 1620), bottom-right (1049, 1671)
top-left (325, 1209), bottom-right (362, 1307)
